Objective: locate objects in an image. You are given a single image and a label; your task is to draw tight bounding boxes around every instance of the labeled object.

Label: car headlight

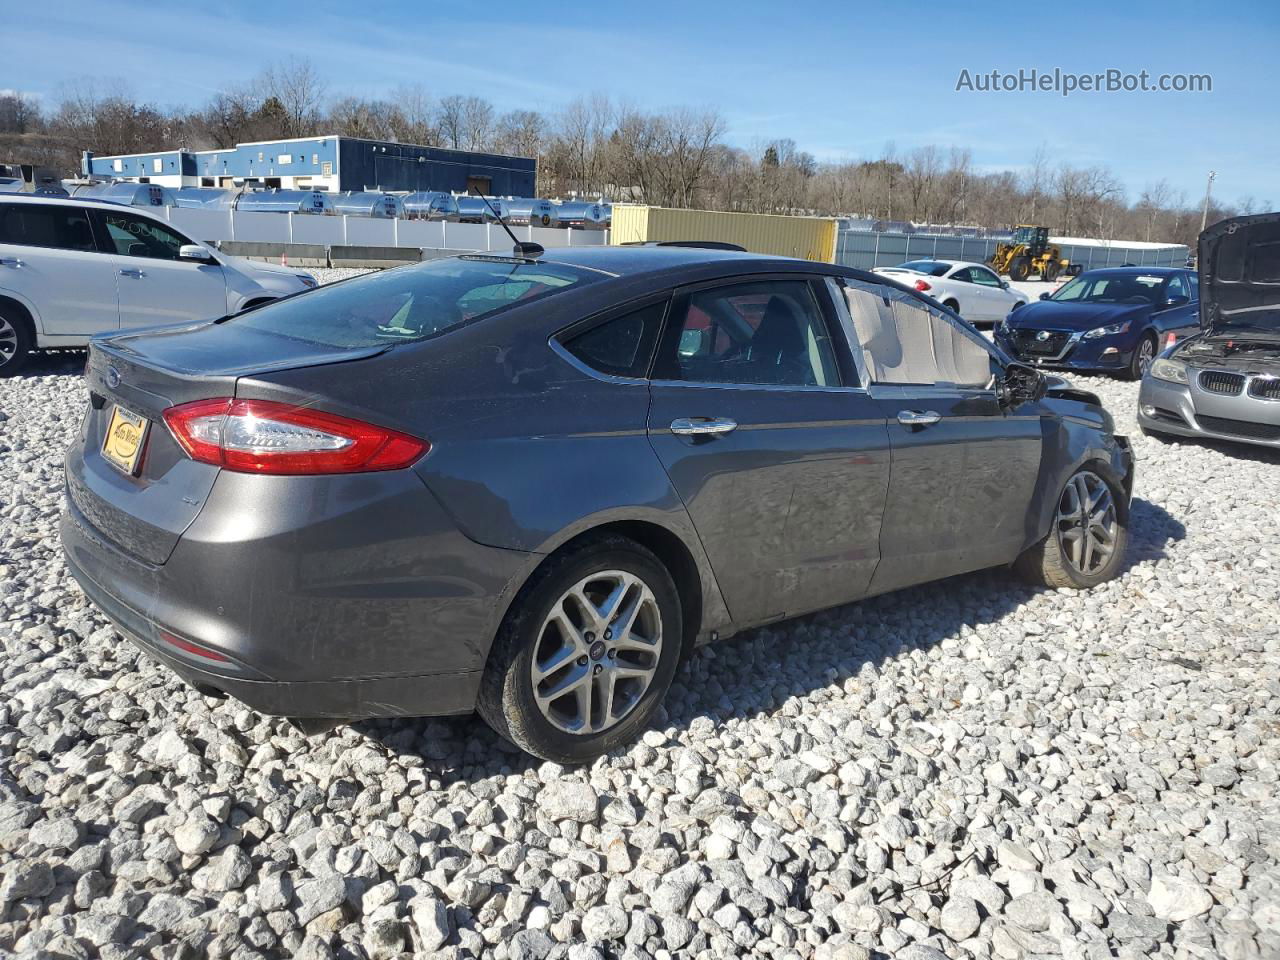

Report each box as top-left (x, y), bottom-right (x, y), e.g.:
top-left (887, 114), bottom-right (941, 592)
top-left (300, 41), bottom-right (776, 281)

top-left (1082, 320), bottom-right (1131, 339)
top-left (297, 274), bottom-right (318, 289)
top-left (1149, 357), bottom-right (1188, 384)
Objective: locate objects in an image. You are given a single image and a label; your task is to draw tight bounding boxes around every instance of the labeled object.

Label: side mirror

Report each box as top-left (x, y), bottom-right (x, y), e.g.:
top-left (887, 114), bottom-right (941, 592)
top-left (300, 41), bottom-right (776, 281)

top-left (1038, 292), bottom-right (1052, 301)
top-left (1164, 295), bottom-right (1190, 308)
top-left (179, 244), bottom-right (213, 263)
top-left (1000, 280), bottom-right (1010, 289)
top-left (1001, 362), bottom-right (1048, 407)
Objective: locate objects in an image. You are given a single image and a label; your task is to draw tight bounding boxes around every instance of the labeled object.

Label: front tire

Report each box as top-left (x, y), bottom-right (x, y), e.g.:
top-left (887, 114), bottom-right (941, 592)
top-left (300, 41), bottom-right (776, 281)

top-left (1008, 256), bottom-right (1031, 282)
top-left (1016, 468), bottom-right (1127, 589)
top-left (0, 308), bottom-right (34, 377)
top-left (477, 536), bottom-right (682, 763)
top-left (1128, 333), bottom-right (1157, 380)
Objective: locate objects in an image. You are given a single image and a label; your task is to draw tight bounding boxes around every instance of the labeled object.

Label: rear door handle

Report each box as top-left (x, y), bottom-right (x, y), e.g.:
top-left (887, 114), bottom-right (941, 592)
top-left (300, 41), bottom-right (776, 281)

top-left (0, 257), bottom-right (22, 267)
top-left (897, 409), bottom-right (941, 427)
top-left (119, 268), bottom-right (146, 278)
top-left (670, 417), bottom-right (738, 436)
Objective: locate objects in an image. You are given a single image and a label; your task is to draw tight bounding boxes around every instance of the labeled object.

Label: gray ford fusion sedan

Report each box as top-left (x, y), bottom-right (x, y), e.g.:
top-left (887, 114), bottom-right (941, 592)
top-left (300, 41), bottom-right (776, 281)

top-left (62, 245), bottom-right (1134, 762)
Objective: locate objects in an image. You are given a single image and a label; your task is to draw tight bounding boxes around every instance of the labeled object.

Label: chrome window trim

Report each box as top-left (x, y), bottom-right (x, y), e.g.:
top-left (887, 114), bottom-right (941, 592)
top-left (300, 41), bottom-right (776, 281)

top-left (648, 377), bottom-right (870, 396)
top-left (547, 337), bottom-right (649, 386)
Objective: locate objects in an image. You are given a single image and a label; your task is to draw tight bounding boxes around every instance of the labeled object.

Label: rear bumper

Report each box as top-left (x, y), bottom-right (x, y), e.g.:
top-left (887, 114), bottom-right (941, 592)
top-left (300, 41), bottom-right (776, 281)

top-left (63, 535), bottom-right (480, 716)
top-left (61, 459), bottom-right (532, 718)
top-left (1137, 375), bottom-right (1280, 449)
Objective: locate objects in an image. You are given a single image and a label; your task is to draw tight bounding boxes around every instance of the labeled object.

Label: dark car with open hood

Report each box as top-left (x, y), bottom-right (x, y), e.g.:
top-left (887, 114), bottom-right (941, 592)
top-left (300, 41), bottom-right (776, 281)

top-left (995, 266), bottom-right (1200, 379)
top-left (1138, 212), bottom-right (1280, 449)
top-left (62, 245), bottom-right (1134, 762)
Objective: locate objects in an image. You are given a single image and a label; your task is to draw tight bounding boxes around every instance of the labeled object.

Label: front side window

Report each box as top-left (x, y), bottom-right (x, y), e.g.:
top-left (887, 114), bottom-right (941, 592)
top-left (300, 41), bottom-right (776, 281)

top-left (655, 279), bottom-right (840, 388)
top-left (843, 282), bottom-right (993, 388)
top-left (233, 256), bottom-right (599, 349)
top-left (561, 302), bottom-right (665, 378)
top-left (971, 267), bottom-right (1002, 287)
top-left (100, 210), bottom-right (191, 260)
top-left (0, 203), bottom-right (96, 252)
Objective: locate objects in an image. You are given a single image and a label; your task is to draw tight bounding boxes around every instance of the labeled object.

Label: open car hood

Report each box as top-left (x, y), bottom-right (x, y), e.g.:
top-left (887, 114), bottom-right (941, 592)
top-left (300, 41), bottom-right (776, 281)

top-left (1200, 212), bottom-right (1280, 338)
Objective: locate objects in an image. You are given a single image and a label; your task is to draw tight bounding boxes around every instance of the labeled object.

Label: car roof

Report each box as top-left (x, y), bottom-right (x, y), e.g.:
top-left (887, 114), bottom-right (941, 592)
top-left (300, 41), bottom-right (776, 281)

top-left (538, 244), bottom-right (793, 278)
top-left (0, 192), bottom-right (164, 216)
top-left (1079, 266), bottom-right (1184, 277)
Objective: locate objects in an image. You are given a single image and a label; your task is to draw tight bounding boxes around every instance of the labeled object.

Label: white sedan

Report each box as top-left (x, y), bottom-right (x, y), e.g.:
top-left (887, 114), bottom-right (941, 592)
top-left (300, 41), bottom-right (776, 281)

top-left (873, 259), bottom-right (1027, 326)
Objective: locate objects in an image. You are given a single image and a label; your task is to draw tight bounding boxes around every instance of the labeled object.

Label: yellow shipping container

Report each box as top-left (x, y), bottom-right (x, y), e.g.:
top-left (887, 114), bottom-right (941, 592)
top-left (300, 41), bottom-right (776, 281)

top-left (609, 205), bottom-right (837, 263)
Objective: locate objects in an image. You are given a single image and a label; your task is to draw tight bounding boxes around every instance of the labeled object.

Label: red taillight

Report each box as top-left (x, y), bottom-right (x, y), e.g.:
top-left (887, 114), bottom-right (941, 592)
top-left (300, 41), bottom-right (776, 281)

top-left (914, 279), bottom-right (931, 292)
top-left (162, 398), bottom-right (428, 475)
top-left (158, 630), bottom-right (230, 663)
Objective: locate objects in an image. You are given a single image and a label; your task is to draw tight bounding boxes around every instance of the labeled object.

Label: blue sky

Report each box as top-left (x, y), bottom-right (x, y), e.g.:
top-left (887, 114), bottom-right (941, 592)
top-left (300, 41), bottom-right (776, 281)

top-left (5, 0), bottom-right (1276, 206)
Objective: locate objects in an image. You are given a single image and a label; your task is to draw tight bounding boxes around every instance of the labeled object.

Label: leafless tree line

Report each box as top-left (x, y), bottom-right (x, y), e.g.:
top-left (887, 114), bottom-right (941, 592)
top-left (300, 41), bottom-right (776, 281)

top-left (1, 59), bottom-right (1264, 248)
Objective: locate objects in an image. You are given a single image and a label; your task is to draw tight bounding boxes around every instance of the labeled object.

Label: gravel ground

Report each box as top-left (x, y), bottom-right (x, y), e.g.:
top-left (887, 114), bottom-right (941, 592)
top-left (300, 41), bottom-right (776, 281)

top-left (1, 347), bottom-right (1277, 960)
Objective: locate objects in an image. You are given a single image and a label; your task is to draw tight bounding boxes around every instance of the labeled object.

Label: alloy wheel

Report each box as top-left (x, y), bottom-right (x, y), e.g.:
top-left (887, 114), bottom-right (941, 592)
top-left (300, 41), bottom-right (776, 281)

top-left (1055, 470), bottom-right (1118, 576)
top-left (0, 316), bottom-right (16, 366)
top-left (530, 570), bottom-right (663, 735)
top-left (1136, 338), bottom-right (1156, 377)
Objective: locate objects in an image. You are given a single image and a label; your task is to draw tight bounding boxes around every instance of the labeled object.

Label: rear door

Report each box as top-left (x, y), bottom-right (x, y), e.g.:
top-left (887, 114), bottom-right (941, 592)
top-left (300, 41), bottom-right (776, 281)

top-left (0, 201), bottom-right (120, 337)
top-left (646, 275), bottom-right (891, 625)
top-left (90, 207), bottom-right (229, 328)
top-left (840, 278), bottom-right (1043, 594)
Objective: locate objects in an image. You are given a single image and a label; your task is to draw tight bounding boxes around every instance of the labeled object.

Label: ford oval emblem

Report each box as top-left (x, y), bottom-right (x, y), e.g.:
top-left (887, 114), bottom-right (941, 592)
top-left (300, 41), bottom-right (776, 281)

top-left (105, 365), bottom-right (121, 389)
top-left (1036, 330), bottom-right (1051, 341)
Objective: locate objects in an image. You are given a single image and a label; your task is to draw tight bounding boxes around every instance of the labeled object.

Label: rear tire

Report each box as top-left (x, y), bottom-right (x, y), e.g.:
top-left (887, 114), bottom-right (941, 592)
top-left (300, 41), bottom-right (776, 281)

top-left (477, 535), bottom-right (683, 763)
top-left (1016, 467), bottom-right (1127, 590)
top-left (1008, 256), bottom-right (1031, 282)
top-left (1042, 261), bottom-right (1061, 283)
top-left (942, 298), bottom-right (960, 315)
top-left (0, 306), bottom-right (34, 377)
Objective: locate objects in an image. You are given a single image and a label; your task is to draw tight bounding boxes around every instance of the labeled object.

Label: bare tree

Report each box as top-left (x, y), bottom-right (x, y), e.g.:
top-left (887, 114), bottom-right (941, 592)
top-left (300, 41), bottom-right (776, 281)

top-left (436, 95), bottom-right (466, 150)
top-left (389, 84), bottom-right (436, 145)
top-left (261, 58), bottom-right (326, 138)
top-left (493, 110), bottom-right (544, 158)
top-left (460, 96), bottom-right (494, 152)
top-left (0, 93), bottom-right (41, 134)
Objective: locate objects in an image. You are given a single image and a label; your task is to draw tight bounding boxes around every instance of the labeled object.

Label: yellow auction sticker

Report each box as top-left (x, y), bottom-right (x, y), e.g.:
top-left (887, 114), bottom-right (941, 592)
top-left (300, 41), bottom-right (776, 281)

top-left (101, 405), bottom-right (149, 476)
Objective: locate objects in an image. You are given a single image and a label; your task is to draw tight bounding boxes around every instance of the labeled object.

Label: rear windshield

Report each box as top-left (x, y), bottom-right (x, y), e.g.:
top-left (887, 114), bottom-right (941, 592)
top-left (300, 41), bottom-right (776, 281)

top-left (232, 256), bottom-right (598, 348)
top-left (898, 260), bottom-right (951, 277)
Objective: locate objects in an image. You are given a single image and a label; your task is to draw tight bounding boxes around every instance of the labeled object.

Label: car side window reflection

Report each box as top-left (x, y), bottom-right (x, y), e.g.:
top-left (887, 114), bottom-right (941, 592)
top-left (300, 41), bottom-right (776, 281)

top-left (972, 268), bottom-right (1002, 287)
top-left (655, 280), bottom-right (841, 388)
top-left (843, 283), bottom-right (993, 388)
top-left (100, 211), bottom-right (191, 261)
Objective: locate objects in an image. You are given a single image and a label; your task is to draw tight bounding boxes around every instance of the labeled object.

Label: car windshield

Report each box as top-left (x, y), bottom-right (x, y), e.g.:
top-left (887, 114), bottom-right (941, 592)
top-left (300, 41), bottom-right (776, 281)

top-left (1050, 273), bottom-right (1165, 305)
top-left (232, 256), bottom-right (598, 348)
top-left (897, 260), bottom-right (951, 277)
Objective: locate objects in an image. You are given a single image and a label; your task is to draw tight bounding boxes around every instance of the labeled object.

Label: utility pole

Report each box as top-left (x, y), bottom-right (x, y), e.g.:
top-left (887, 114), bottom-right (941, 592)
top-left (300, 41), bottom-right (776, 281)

top-left (1200, 171), bottom-right (1217, 234)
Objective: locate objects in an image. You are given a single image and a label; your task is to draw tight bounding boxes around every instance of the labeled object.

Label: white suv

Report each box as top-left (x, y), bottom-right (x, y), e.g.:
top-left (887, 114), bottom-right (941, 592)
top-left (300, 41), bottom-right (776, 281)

top-left (0, 195), bottom-right (316, 374)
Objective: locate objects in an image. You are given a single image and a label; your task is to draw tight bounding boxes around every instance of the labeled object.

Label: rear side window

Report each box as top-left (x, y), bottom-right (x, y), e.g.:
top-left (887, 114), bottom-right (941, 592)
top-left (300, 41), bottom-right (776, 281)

top-left (561, 302), bottom-right (665, 378)
top-left (233, 256), bottom-right (598, 348)
top-left (655, 279), bottom-right (841, 388)
top-left (0, 203), bottom-right (96, 252)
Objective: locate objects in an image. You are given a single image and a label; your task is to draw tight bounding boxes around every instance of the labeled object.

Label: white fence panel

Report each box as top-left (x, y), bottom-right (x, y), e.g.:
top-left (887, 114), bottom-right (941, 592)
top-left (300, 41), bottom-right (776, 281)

top-left (166, 208), bottom-right (233, 244)
top-left (234, 212), bottom-right (292, 244)
top-left (289, 215), bottom-right (345, 246)
top-left (344, 218), bottom-right (396, 246)
top-left (395, 220), bottom-right (446, 248)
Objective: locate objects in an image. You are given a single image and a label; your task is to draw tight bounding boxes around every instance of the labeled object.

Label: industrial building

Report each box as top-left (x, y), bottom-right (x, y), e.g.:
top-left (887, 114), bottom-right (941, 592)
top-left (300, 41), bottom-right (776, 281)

top-left (82, 136), bottom-right (536, 196)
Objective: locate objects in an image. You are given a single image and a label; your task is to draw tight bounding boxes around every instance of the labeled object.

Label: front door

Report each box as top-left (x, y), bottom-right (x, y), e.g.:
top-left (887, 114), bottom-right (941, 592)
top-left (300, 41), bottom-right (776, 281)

top-left (0, 202), bottom-right (119, 337)
top-left (646, 276), bottom-right (892, 625)
top-left (90, 208), bottom-right (229, 328)
top-left (840, 279), bottom-right (1043, 594)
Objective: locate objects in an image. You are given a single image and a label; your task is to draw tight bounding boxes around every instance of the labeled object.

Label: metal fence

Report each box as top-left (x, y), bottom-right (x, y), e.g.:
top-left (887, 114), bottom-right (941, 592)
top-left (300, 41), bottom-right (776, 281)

top-left (155, 207), bottom-right (610, 252)
top-left (834, 230), bottom-right (1189, 273)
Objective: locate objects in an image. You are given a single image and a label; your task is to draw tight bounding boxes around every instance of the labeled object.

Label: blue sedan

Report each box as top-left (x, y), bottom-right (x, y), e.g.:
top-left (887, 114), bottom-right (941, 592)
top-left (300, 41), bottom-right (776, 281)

top-left (994, 267), bottom-right (1200, 379)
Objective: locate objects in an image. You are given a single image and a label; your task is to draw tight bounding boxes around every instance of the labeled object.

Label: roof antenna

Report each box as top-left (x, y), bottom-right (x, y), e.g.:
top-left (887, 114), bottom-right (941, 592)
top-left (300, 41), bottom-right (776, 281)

top-left (470, 187), bottom-right (543, 259)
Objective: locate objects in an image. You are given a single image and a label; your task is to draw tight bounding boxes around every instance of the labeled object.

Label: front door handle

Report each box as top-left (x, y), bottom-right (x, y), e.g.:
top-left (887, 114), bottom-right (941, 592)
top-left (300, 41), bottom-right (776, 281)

top-left (0, 257), bottom-right (22, 267)
top-left (897, 409), bottom-right (942, 427)
top-left (670, 417), bottom-right (738, 436)
top-left (119, 268), bottom-right (146, 278)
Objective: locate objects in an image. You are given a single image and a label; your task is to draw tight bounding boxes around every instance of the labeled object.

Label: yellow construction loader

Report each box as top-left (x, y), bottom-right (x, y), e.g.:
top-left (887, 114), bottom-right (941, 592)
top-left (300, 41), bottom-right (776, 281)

top-left (988, 225), bottom-right (1077, 282)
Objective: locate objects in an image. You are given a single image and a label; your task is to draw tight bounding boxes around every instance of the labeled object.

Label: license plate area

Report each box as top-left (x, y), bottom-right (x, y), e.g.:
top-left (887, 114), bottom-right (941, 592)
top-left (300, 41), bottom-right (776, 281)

top-left (101, 404), bottom-right (150, 476)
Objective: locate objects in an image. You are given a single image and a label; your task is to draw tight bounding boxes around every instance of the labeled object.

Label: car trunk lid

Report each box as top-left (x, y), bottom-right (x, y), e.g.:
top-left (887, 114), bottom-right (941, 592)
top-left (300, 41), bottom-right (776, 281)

top-left (69, 324), bottom-right (388, 565)
top-left (1200, 212), bottom-right (1280, 339)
